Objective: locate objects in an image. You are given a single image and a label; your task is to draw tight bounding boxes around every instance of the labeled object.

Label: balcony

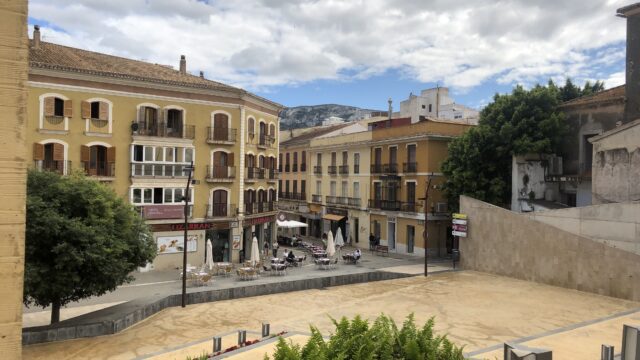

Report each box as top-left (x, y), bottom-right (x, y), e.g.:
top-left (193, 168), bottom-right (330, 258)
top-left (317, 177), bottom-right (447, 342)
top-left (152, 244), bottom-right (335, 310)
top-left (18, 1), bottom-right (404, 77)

top-left (339, 165), bottom-right (349, 175)
top-left (313, 166), bottom-right (322, 175)
top-left (280, 192), bottom-right (306, 201)
top-left (400, 202), bottom-right (420, 213)
top-left (131, 163), bottom-right (190, 178)
top-left (34, 160), bottom-right (71, 175)
top-left (245, 167), bottom-right (265, 182)
top-left (353, 165), bottom-right (360, 174)
top-left (285, 164), bottom-right (290, 172)
top-left (266, 169), bottom-right (278, 182)
top-left (83, 161), bottom-right (115, 178)
top-left (292, 164), bottom-right (298, 172)
top-left (368, 199), bottom-right (402, 211)
top-left (348, 197), bottom-right (361, 208)
top-left (327, 165), bottom-right (337, 175)
top-left (403, 162), bottom-right (417, 173)
top-left (383, 163), bottom-right (398, 174)
top-left (245, 202), bottom-right (275, 215)
top-left (207, 127), bottom-right (237, 144)
top-left (311, 194), bottom-right (322, 203)
top-left (132, 121), bottom-right (195, 140)
top-left (206, 203), bottom-right (235, 218)
top-left (257, 134), bottom-right (275, 149)
top-left (300, 163), bottom-right (307, 172)
top-left (205, 165), bottom-right (235, 183)
top-left (371, 164), bottom-right (383, 174)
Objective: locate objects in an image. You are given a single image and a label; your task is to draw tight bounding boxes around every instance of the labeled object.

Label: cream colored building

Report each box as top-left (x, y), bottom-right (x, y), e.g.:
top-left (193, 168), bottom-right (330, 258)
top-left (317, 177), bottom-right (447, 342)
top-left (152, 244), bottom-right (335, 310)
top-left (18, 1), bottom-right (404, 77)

top-left (26, 28), bottom-right (282, 270)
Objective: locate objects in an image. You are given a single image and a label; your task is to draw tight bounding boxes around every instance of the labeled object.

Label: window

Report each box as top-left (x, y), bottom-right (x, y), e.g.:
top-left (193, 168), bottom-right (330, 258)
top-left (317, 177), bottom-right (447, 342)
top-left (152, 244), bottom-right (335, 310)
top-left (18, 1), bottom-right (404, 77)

top-left (421, 104), bottom-right (426, 109)
top-left (354, 153), bottom-right (360, 174)
top-left (316, 153), bottom-right (322, 166)
top-left (285, 180), bottom-right (290, 194)
top-left (279, 154), bottom-right (283, 172)
top-left (131, 187), bottom-right (191, 205)
top-left (316, 181), bottom-right (321, 195)
top-left (341, 181), bottom-right (348, 196)
top-left (43, 96), bottom-right (71, 125)
top-left (407, 225), bottom-right (415, 253)
top-left (285, 153), bottom-right (290, 172)
top-left (374, 182), bottom-right (381, 200)
top-left (301, 151), bottom-right (306, 171)
top-left (342, 151), bottom-right (348, 165)
top-left (279, 180), bottom-right (282, 193)
top-left (185, 148), bottom-right (193, 163)
top-left (82, 144), bottom-right (115, 177)
top-left (407, 182), bottom-right (416, 203)
top-left (90, 102), bottom-right (100, 119)
top-left (353, 182), bottom-right (359, 199)
top-left (54, 98), bottom-right (64, 116)
top-left (301, 180), bottom-right (306, 195)
top-left (330, 181), bottom-right (336, 196)
top-left (428, 104), bottom-right (432, 112)
top-left (248, 117), bottom-right (255, 138)
top-left (293, 152), bottom-right (298, 171)
top-left (269, 123), bottom-right (276, 138)
top-left (293, 180), bottom-right (298, 194)
top-left (33, 142), bottom-right (66, 174)
top-left (374, 148), bottom-right (382, 165)
top-left (331, 152), bottom-right (337, 166)
top-left (166, 109), bottom-right (183, 135)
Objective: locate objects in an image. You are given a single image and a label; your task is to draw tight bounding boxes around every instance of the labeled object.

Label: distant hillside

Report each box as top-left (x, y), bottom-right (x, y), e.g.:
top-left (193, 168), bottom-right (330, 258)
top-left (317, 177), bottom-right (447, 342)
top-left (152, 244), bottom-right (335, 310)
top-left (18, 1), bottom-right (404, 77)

top-left (279, 104), bottom-right (383, 130)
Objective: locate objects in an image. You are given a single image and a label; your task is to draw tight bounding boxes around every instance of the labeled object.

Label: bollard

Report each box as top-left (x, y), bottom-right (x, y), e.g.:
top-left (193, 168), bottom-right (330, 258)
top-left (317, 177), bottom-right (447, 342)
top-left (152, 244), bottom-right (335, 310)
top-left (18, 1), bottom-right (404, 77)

top-left (212, 336), bottom-right (222, 353)
top-left (262, 323), bottom-right (270, 337)
top-left (601, 345), bottom-right (614, 360)
top-left (237, 330), bottom-right (247, 346)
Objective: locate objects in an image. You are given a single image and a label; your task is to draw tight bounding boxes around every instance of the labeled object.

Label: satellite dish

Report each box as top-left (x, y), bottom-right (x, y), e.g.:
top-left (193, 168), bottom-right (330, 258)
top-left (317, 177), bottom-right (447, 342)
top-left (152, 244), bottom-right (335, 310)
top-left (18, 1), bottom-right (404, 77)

top-left (131, 122), bottom-right (139, 132)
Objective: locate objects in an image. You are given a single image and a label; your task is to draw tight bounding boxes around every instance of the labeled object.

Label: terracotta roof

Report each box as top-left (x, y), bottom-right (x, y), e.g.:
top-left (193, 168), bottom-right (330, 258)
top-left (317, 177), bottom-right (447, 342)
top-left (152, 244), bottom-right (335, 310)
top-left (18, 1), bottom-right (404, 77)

top-left (559, 85), bottom-right (625, 108)
top-left (280, 123), bottom-right (351, 146)
top-left (29, 39), bottom-right (243, 93)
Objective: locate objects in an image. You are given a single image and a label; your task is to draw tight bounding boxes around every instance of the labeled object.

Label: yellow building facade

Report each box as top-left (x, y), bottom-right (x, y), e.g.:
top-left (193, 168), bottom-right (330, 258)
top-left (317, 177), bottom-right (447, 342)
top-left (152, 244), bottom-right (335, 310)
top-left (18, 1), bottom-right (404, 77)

top-left (26, 31), bottom-right (282, 270)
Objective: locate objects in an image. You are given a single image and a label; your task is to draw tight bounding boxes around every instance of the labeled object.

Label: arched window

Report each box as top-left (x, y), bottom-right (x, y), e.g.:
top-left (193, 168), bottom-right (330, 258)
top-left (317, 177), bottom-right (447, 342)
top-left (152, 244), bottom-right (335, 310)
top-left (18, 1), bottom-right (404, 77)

top-left (269, 188), bottom-right (277, 202)
top-left (138, 106), bottom-right (158, 136)
top-left (166, 109), bottom-right (184, 136)
top-left (33, 141), bottom-right (67, 174)
top-left (259, 122), bottom-right (266, 146)
top-left (82, 144), bottom-right (115, 177)
top-left (269, 123), bottom-right (276, 138)
top-left (213, 113), bottom-right (229, 141)
top-left (248, 117), bottom-right (255, 139)
top-left (211, 189), bottom-right (228, 217)
top-left (212, 151), bottom-right (234, 179)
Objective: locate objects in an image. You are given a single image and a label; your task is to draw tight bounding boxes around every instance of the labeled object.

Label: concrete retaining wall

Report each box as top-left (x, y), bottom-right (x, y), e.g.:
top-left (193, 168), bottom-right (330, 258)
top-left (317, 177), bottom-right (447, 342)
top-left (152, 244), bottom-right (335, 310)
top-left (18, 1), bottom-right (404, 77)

top-left (22, 270), bottom-right (413, 345)
top-left (525, 201), bottom-right (640, 255)
top-left (460, 196), bottom-right (640, 303)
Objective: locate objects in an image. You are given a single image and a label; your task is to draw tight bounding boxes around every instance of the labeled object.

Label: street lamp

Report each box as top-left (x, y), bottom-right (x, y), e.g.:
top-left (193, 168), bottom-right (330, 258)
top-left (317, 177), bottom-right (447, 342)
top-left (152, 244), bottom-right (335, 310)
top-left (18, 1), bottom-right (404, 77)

top-left (181, 161), bottom-right (194, 308)
top-left (419, 175), bottom-right (433, 277)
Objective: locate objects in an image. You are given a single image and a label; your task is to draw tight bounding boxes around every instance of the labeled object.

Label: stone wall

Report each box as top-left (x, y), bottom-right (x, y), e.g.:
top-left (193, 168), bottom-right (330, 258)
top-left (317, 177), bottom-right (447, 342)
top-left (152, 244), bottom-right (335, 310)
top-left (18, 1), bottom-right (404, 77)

top-left (459, 196), bottom-right (640, 302)
top-left (0, 1), bottom-right (28, 359)
top-left (525, 202), bottom-right (640, 255)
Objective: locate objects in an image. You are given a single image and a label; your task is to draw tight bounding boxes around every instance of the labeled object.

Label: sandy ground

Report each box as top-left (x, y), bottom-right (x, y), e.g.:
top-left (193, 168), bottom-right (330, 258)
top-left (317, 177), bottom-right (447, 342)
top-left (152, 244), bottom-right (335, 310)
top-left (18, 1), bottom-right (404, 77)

top-left (23, 271), bottom-right (640, 360)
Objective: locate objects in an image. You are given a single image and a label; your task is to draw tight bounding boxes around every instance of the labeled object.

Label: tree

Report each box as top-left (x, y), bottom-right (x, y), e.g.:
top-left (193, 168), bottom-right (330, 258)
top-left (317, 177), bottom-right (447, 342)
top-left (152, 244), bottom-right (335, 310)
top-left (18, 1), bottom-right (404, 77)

top-left (24, 170), bottom-right (156, 324)
top-left (442, 84), bottom-right (568, 211)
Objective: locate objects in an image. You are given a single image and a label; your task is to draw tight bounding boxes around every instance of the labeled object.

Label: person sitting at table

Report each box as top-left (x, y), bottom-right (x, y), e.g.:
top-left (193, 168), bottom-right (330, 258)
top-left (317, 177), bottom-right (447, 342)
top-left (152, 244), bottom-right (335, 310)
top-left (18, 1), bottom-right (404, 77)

top-left (286, 249), bottom-right (296, 264)
top-left (353, 248), bottom-right (362, 260)
top-left (282, 249), bottom-right (289, 259)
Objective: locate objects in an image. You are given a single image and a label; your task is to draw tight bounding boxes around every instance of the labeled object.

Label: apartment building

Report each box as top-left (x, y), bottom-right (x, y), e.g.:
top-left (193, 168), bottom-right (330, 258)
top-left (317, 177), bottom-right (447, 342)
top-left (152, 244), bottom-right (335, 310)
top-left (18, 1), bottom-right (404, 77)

top-left (27, 28), bottom-right (282, 270)
top-left (399, 87), bottom-right (478, 124)
top-left (368, 117), bottom-right (472, 257)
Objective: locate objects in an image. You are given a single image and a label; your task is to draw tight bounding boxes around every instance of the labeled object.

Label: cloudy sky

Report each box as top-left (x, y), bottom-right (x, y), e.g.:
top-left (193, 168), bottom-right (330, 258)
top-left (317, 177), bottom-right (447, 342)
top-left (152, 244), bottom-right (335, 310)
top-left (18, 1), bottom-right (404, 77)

top-left (29, 0), bottom-right (627, 110)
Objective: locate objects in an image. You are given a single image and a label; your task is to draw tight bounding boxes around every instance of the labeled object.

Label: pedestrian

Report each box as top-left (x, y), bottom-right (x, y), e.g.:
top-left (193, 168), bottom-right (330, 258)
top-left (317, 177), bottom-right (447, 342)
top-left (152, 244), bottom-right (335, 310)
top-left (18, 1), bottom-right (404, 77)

top-left (263, 241), bottom-right (269, 258)
top-left (369, 233), bottom-right (375, 250)
top-left (272, 240), bottom-right (279, 258)
top-left (322, 232), bottom-right (328, 248)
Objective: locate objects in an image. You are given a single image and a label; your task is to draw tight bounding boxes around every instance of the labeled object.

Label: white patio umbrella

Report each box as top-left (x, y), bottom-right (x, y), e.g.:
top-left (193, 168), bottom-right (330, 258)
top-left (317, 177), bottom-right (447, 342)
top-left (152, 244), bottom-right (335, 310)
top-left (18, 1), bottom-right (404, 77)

top-left (334, 228), bottom-right (344, 257)
top-left (250, 236), bottom-right (260, 266)
top-left (326, 230), bottom-right (336, 258)
top-left (205, 238), bottom-right (214, 271)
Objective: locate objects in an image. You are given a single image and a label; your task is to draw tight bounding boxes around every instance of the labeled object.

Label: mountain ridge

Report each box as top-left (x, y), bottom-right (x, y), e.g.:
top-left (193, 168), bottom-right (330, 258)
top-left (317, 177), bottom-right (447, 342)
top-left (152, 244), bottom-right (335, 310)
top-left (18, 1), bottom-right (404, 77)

top-left (279, 104), bottom-right (384, 130)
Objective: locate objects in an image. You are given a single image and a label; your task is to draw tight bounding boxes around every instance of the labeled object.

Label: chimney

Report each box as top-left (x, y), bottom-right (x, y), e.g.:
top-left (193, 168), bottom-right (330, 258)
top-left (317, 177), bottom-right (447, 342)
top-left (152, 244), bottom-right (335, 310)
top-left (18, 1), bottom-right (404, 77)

top-left (179, 55), bottom-right (186, 75)
top-left (387, 98), bottom-right (392, 119)
top-left (33, 25), bottom-right (41, 49)
top-left (618, 3), bottom-right (640, 123)
top-left (199, 71), bottom-right (204, 78)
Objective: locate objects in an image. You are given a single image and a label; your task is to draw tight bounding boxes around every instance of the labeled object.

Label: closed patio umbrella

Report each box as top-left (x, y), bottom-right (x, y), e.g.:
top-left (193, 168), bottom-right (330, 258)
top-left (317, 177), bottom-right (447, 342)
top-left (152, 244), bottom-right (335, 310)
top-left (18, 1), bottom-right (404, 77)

top-left (334, 228), bottom-right (344, 257)
top-left (250, 236), bottom-right (260, 266)
top-left (326, 230), bottom-right (335, 258)
top-left (205, 238), bottom-right (214, 271)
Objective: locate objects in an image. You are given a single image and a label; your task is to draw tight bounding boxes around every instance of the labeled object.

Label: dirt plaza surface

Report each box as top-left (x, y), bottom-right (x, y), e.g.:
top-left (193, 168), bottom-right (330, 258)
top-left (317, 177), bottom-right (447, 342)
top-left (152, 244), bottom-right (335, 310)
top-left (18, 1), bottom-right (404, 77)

top-left (23, 270), bottom-right (640, 360)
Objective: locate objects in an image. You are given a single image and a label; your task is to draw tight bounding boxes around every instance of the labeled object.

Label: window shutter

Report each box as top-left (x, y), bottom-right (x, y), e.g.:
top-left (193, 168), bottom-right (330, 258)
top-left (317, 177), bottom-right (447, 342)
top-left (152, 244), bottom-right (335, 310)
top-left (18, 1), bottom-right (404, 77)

top-left (107, 146), bottom-right (116, 163)
top-left (138, 106), bottom-right (145, 123)
top-left (228, 153), bottom-right (234, 167)
top-left (81, 101), bottom-right (91, 119)
top-left (81, 145), bottom-right (90, 162)
top-left (43, 97), bottom-right (54, 117)
top-left (245, 154), bottom-right (249, 168)
top-left (249, 118), bottom-right (254, 136)
top-left (33, 143), bottom-right (44, 160)
top-left (63, 100), bottom-right (73, 118)
top-left (99, 102), bottom-right (109, 121)
top-left (52, 143), bottom-right (64, 161)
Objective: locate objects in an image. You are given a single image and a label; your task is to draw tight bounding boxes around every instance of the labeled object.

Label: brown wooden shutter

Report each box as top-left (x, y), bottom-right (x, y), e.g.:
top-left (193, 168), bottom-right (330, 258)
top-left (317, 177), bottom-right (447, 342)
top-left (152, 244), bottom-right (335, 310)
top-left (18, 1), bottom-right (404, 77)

top-left (52, 143), bottom-right (64, 161)
top-left (138, 106), bottom-right (145, 123)
top-left (63, 100), bottom-right (73, 118)
top-left (44, 97), bottom-right (54, 117)
top-left (107, 146), bottom-right (116, 163)
top-left (228, 152), bottom-right (234, 167)
top-left (81, 145), bottom-right (90, 162)
top-left (99, 102), bottom-right (109, 121)
top-left (81, 101), bottom-right (91, 119)
top-left (33, 143), bottom-right (44, 160)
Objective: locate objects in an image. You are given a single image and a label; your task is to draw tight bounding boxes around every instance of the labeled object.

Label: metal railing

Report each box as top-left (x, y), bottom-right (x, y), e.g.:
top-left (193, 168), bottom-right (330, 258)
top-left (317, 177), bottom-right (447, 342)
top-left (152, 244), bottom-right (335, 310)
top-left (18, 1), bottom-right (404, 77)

top-left (279, 192), bottom-right (306, 200)
top-left (300, 163), bottom-right (307, 172)
top-left (371, 164), bottom-right (383, 174)
top-left (339, 165), bottom-right (349, 175)
top-left (326, 196), bottom-right (338, 205)
top-left (267, 169), bottom-right (278, 180)
top-left (34, 160), bottom-right (71, 175)
top-left (311, 194), bottom-right (322, 203)
top-left (328, 165), bottom-right (337, 175)
top-left (205, 165), bottom-right (235, 180)
top-left (133, 121), bottom-right (195, 139)
top-left (206, 203), bottom-right (235, 218)
top-left (384, 163), bottom-right (398, 174)
top-left (246, 167), bottom-right (265, 180)
top-left (313, 166), bottom-right (322, 175)
top-left (285, 164), bottom-right (290, 172)
top-left (83, 161), bottom-right (115, 177)
top-left (257, 134), bottom-right (275, 148)
top-left (245, 202), bottom-right (275, 215)
top-left (401, 202), bottom-right (418, 212)
top-left (292, 164), bottom-right (298, 172)
top-left (403, 162), bottom-right (417, 173)
top-left (348, 197), bottom-right (361, 207)
top-left (131, 163), bottom-right (190, 177)
top-left (368, 199), bottom-right (402, 211)
top-left (207, 127), bottom-right (237, 143)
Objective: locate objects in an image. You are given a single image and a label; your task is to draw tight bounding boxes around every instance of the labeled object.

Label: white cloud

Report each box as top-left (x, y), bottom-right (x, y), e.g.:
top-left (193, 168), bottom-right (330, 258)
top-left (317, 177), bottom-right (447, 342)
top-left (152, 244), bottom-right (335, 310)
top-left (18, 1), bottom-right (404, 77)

top-left (29, 0), bottom-right (628, 92)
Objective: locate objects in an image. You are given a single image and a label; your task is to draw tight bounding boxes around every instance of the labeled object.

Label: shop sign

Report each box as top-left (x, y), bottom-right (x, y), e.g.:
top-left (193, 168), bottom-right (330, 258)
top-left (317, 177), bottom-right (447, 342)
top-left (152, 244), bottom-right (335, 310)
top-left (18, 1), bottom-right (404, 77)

top-left (157, 234), bottom-right (197, 255)
top-left (230, 221), bottom-right (239, 228)
top-left (232, 235), bottom-right (241, 249)
top-left (244, 215), bottom-right (275, 226)
top-left (451, 213), bottom-right (467, 237)
top-left (150, 221), bottom-right (230, 232)
top-left (143, 205), bottom-right (184, 220)
top-left (452, 213), bottom-right (468, 220)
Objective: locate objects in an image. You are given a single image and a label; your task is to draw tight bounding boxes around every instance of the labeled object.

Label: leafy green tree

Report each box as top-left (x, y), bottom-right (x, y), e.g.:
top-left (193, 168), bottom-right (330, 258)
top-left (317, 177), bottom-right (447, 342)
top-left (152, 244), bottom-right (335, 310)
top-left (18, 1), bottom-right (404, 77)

top-left (24, 170), bottom-right (156, 324)
top-left (267, 314), bottom-right (464, 360)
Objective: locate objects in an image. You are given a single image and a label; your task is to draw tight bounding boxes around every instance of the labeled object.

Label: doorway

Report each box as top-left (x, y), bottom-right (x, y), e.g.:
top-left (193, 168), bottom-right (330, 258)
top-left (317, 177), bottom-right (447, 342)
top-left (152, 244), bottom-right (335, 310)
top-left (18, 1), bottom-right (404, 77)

top-left (387, 220), bottom-right (396, 249)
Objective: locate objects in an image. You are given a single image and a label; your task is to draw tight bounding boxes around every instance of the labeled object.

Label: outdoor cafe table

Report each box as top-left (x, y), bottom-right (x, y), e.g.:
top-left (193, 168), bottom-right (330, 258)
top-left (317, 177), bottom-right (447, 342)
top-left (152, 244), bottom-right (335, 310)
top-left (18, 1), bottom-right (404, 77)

top-left (316, 257), bottom-right (331, 270)
top-left (271, 258), bottom-right (285, 264)
top-left (271, 263), bottom-right (287, 275)
top-left (342, 253), bottom-right (358, 264)
top-left (312, 251), bottom-right (327, 259)
top-left (239, 267), bottom-right (257, 281)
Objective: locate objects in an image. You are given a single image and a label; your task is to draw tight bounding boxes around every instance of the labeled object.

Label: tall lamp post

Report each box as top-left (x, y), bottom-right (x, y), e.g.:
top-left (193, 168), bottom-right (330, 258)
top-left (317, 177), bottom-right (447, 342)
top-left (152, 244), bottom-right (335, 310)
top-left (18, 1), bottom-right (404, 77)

top-left (419, 175), bottom-right (433, 277)
top-left (181, 161), bottom-right (194, 308)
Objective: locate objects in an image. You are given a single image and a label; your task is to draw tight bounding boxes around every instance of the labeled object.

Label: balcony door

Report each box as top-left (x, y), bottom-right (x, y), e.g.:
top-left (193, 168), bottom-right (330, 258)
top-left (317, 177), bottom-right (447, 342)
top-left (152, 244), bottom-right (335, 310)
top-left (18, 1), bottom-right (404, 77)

top-left (212, 189), bottom-right (228, 216)
top-left (213, 113), bottom-right (228, 140)
top-left (213, 151), bottom-right (229, 178)
top-left (389, 146), bottom-right (397, 172)
top-left (406, 182), bottom-right (416, 205)
top-left (407, 144), bottom-right (416, 165)
top-left (259, 122), bottom-right (266, 144)
top-left (166, 109), bottom-right (183, 137)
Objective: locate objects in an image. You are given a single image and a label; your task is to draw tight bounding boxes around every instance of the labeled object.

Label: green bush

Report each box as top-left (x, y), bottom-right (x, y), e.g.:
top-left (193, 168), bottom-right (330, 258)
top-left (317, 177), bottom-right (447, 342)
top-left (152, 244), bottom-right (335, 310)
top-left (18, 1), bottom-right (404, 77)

top-left (266, 314), bottom-right (464, 360)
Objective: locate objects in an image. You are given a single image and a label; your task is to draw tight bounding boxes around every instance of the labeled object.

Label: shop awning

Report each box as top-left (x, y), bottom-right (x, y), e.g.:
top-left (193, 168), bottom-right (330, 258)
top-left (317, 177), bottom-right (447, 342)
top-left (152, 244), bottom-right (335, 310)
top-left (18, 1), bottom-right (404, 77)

top-left (322, 214), bottom-right (345, 221)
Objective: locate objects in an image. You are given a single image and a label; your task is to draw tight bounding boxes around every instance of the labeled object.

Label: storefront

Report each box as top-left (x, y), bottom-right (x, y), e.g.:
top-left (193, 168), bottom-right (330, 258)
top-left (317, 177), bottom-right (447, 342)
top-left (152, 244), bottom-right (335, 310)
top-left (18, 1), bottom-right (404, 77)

top-left (242, 215), bottom-right (276, 263)
top-left (323, 208), bottom-right (348, 241)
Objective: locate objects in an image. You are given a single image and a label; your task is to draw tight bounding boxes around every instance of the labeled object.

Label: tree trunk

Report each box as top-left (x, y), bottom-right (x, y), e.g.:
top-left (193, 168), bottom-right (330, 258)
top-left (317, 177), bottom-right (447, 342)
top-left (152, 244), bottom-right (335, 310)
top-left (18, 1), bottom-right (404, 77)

top-left (51, 300), bottom-right (61, 324)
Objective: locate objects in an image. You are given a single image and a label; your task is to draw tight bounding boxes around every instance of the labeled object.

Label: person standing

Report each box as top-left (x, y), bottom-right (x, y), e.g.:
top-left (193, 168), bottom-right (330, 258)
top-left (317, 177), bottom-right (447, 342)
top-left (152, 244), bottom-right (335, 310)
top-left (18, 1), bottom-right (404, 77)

top-left (263, 241), bottom-right (269, 258)
top-left (272, 240), bottom-right (279, 258)
top-left (369, 233), bottom-right (375, 251)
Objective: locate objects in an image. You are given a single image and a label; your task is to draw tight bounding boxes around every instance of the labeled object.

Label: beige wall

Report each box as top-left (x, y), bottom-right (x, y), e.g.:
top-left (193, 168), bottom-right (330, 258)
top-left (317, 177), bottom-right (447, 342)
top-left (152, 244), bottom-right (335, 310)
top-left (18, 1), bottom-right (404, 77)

top-left (525, 202), bottom-right (640, 255)
top-left (150, 230), bottom-right (206, 271)
top-left (460, 196), bottom-right (640, 301)
top-left (0, 0), bottom-right (27, 358)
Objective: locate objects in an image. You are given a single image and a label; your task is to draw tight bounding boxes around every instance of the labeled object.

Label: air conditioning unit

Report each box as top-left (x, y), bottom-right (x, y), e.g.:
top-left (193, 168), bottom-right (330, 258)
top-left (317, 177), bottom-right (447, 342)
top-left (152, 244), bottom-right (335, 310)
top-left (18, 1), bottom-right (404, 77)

top-left (436, 202), bottom-right (448, 213)
top-left (548, 156), bottom-right (563, 175)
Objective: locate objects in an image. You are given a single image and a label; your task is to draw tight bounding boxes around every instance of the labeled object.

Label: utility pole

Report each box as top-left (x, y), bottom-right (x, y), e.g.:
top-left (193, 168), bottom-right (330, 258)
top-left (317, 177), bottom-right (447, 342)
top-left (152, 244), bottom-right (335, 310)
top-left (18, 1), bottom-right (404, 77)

top-left (420, 176), bottom-right (433, 277)
top-left (181, 161), bottom-right (194, 308)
